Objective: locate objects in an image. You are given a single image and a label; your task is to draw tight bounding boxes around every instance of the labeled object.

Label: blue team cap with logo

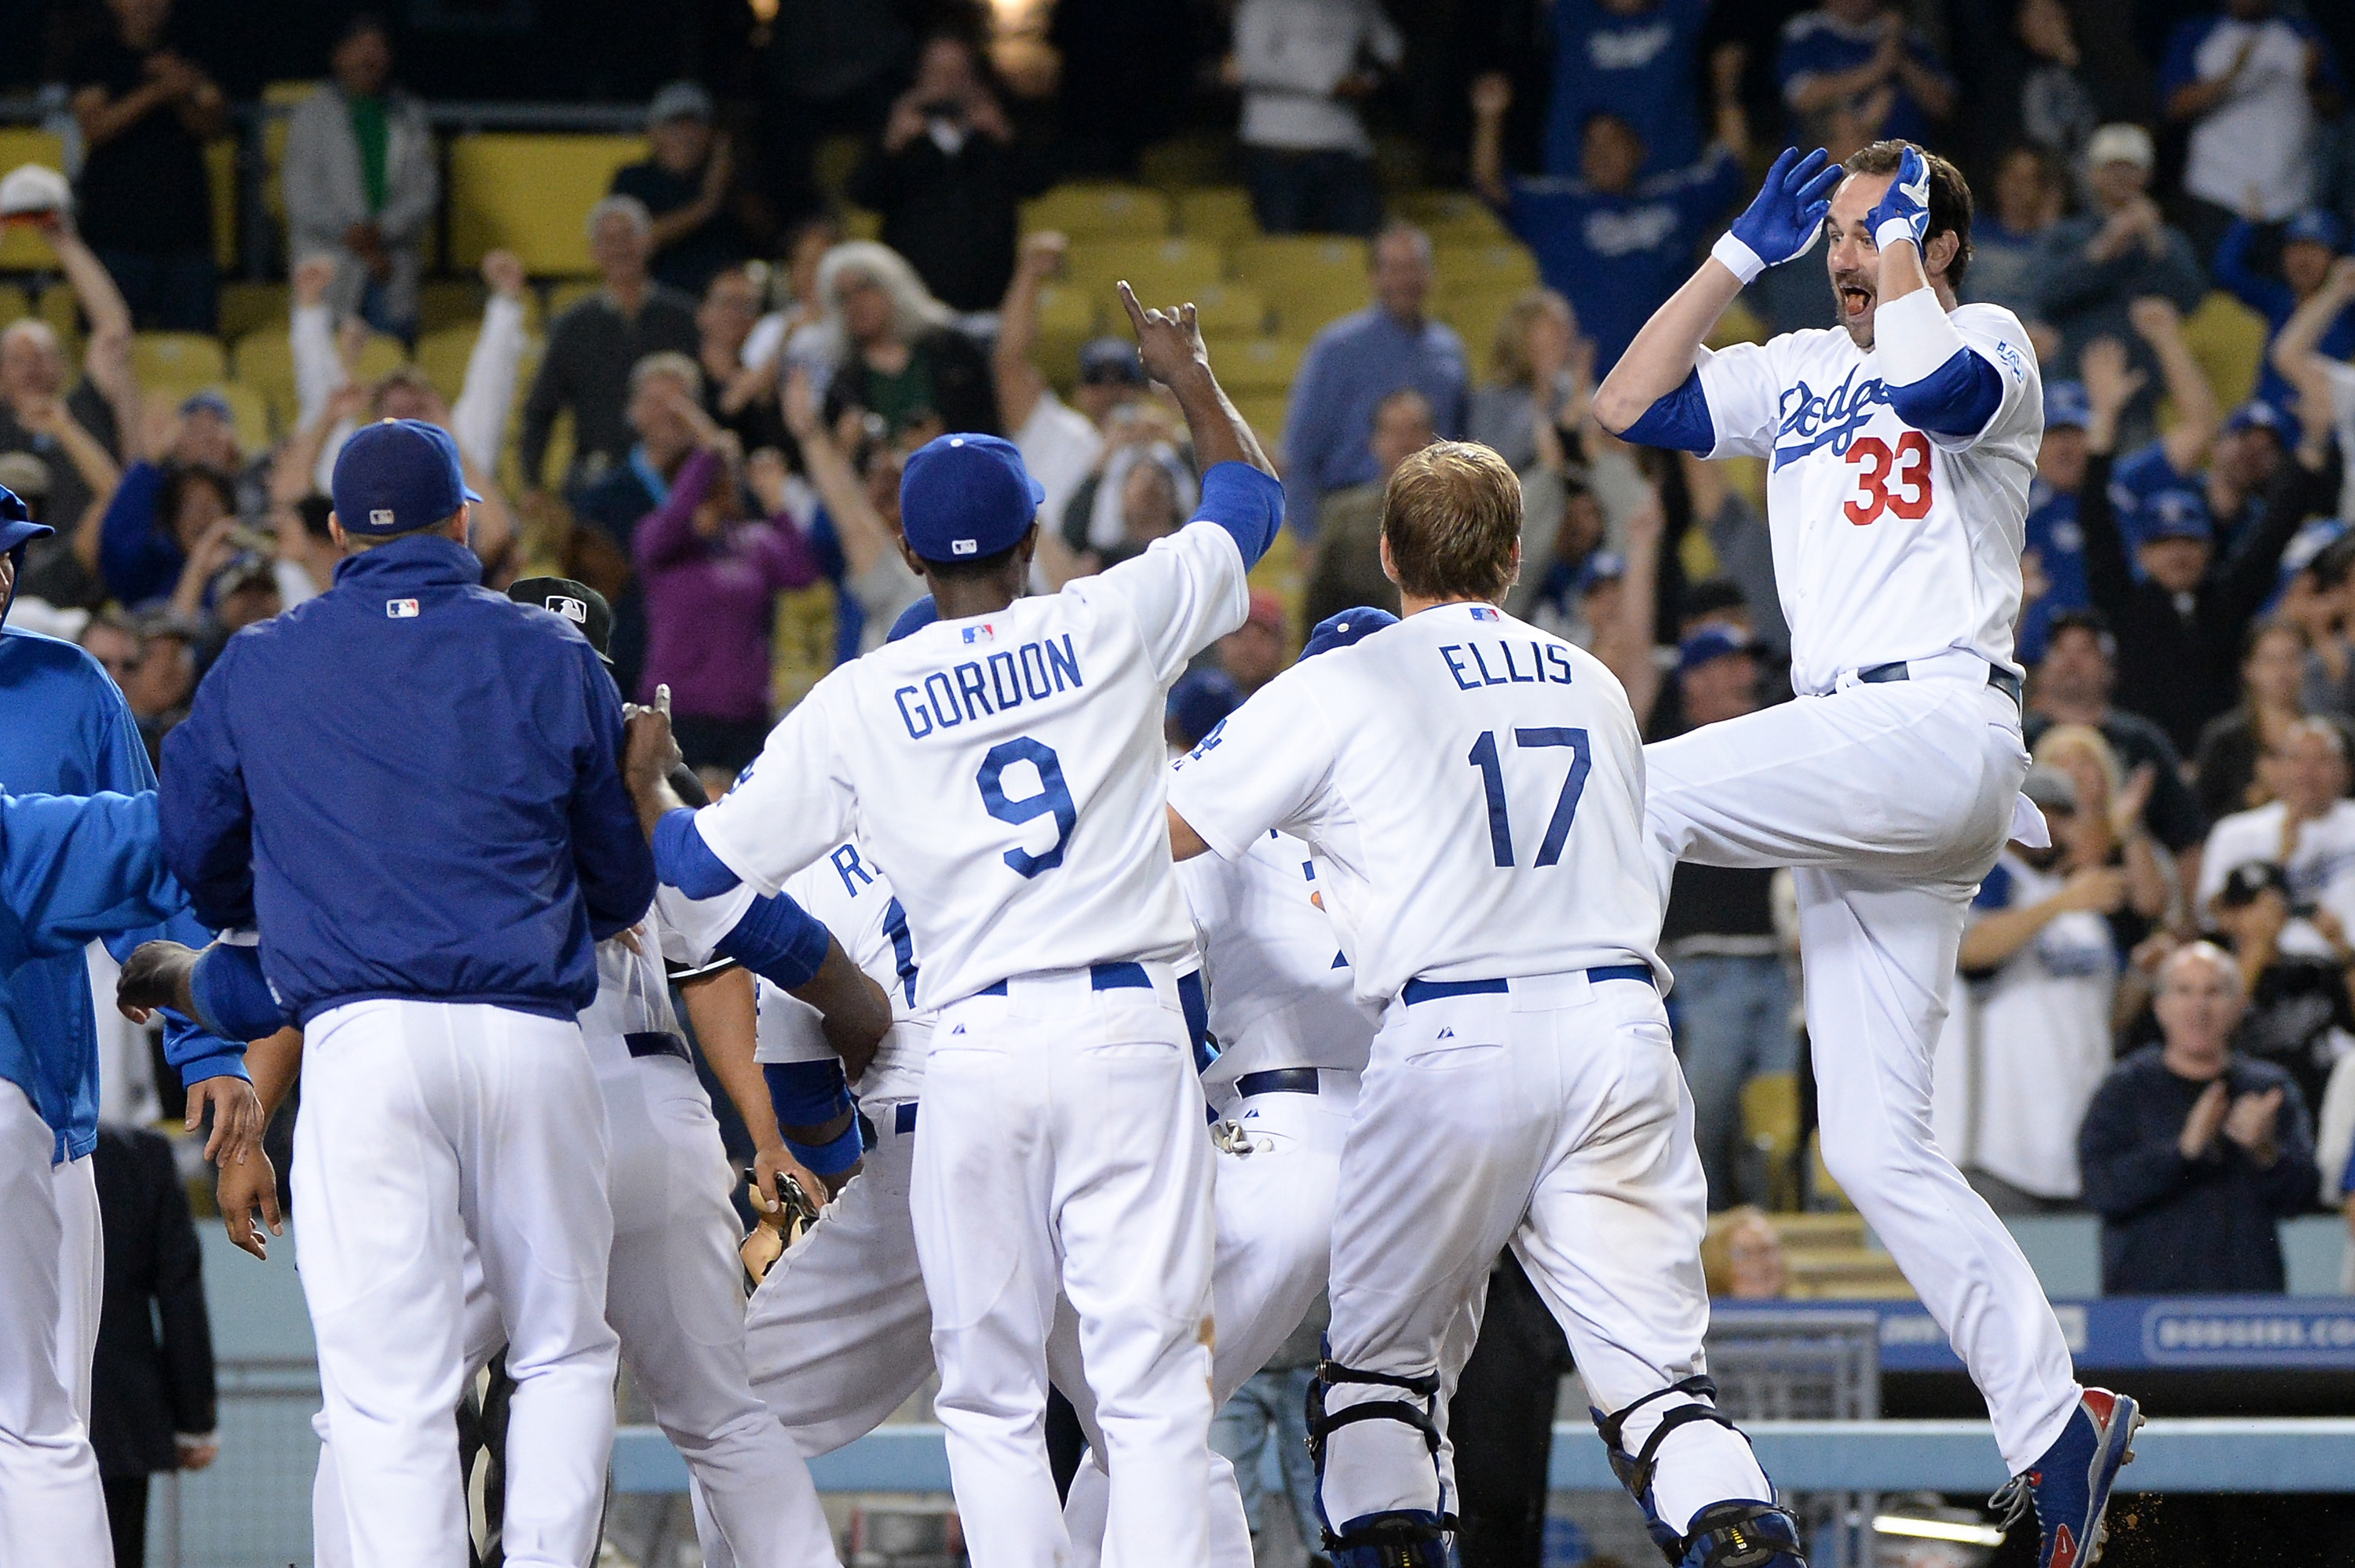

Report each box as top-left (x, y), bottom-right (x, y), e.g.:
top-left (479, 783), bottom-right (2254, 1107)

top-left (2225, 399), bottom-right (2285, 437)
top-left (1167, 667), bottom-right (1244, 751)
top-left (1678, 625), bottom-right (1755, 670)
top-left (1575, 550), bottom-right (1627, 597)
top-left (2284, 209), bottom-right (2346, 253)
top-left (885, 595), bottom-right (940, 644)
top-left (2043, 380), bottom-right (2090, 431)
top-left (900, 433), bottom-right (1046, 565)
top-left (1302, 605), bottom-right (1399, 660)
top-left (2142, 487), bottom-right (2213, 544)
top-left (330, 419), bottom-right (482, 537)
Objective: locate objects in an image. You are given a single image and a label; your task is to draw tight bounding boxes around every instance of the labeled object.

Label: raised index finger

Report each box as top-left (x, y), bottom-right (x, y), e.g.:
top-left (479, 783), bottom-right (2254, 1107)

top-left (1117, 280), bottom-right (1150, 335)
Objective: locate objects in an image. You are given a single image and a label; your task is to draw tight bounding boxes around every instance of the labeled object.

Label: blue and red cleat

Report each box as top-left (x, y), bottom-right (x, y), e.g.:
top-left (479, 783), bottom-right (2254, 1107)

top-left (1990, 1387), bottom-right (2144, 1568)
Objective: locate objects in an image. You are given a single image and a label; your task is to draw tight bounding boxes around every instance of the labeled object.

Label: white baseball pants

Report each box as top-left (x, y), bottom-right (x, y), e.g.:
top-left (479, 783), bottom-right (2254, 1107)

top-left (0, 1081), bottom-right (108, 1566)
top-left (1645, 671), bottom-right (2081, 1471)
top-left (295, 1000), bottom-right (619, 1568)
top-left (1318, 974), bottom-right (1769, 1538)
top-left (911, 967), bottom-right (1217, 1568)
top-left (312, 1046), bottom-right (838, 1568)
top-left (1058, 1073), bottom-right (1358, 1568)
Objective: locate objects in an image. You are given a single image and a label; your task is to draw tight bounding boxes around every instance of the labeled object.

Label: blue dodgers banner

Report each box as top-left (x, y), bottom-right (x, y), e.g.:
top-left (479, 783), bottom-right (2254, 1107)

top-left (1711, 1299), bottom-right (2355, 1372)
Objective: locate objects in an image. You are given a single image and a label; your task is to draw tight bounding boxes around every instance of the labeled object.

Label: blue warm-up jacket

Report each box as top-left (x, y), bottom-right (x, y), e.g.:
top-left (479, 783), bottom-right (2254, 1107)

top-left (0, 790), bottom-right (245, 1154)
top-left (159, 532), bottom-right (657, 1026)
top-left (0, 627), bottom-right (244, 1164)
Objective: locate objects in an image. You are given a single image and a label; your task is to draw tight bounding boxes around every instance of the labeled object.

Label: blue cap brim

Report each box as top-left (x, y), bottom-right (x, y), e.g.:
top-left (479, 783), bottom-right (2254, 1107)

top-left (465, 486), bottom-right (484, 503)
top-left (0, 518), bottom-right (54, 554)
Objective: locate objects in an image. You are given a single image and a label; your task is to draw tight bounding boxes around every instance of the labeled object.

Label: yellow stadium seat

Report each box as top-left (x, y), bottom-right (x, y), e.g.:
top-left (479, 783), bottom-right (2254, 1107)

top-left (0, 283), bottom-right (28, 327)
top-left (1434, 287), bottom-right (1524, 371)
top-left (1020, 183), bottom-right (1172, 242)
top-left (447, 133), bottom-right (648, 274)
top-left (217, 282), bottom-right (288, 344)
top-left (1707, 297), bottom-right (1770, 350)
top-left (35, 285), bottom-right (80, 356)
top-left (412, 326), bottom-right (476, 400)
top-left (1397, 189), bottom-right (1511, 245)
top-left (260, 80), bottom-right (323, 231)
top-left (1174, 187), bottom-right (1257, 246)
top-left (1063, 237), bottom-right (1225, 306)
top-left (211, 381), bottom-right (274, 450)
top-left (231, 328), bottom-right (295, 408)
top-left (1230, 392), bottom-right (1290, 450)
top-left (0, 129), bottom-right (65, 271)
top-left (1186, 283), bottom-right (1268, 339)
top-left (1208, 337), bottom-right (1308, 398)
top-left (1740, 1071), bottom-right (1802, 1214)
top-left (814, 136), bottom-right (864, 206)
top-left (1029, 282), bottom-right (1099, 390)
top-left (544, 279), bottom-right (602, 320)
top-left (842, 206), bottom-right (883, 242)
top-left (2181, 289), bottom-right (2269, 414)
top-left (133, 332), bottom-right (228, 389)
top-left (1435, 242), bottom-right (1539, 296)
top-left (1229, 235), bottom-right (1368, 337)
top-left (1136, 136), bottom-right (1233, 190)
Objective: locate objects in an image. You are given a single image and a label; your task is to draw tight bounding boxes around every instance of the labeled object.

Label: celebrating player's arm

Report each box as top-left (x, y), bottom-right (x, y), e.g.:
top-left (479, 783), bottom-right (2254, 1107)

top-left (672, 961), bottom-right (841, 1212)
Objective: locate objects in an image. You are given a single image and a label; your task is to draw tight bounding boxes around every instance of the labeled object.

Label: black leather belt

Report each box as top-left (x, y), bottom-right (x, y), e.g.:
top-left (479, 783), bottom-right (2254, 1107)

top-left (1857, 658), bottom-right (2023, 706)
top-left (625, 1030), bottom-right (692, 1064)
top-left (1235, 1068), bottom-right (1321, 1097)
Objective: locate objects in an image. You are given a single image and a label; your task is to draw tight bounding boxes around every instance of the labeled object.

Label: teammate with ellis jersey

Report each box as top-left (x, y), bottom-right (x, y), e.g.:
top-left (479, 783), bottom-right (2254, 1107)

top-left (623, 283), bottom-right (1284, 1568)
top-left (1596, 140), bottom-right (2140, 1566)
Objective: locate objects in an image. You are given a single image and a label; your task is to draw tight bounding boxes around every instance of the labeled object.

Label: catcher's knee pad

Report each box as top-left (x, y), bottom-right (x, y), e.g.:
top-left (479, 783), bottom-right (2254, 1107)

top-left (1322, 1509), bottom-right (1451, 1568)
top-left (1306, 1357), bottom-right (1457, 1556)
top-left (1676, 1501), bottom-right (1806, 1568)
top-left (1591, 1376), bottom-right (1757, 1566)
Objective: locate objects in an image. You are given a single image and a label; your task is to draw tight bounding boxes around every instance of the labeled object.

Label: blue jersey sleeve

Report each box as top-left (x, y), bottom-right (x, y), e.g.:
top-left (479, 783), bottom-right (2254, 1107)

top-left (1622, 368), bottom-right (1718, 454)
top-left (714, 891), bottom-right (834, 992)
top-left (188, 942), bottom-right (287, 1045)
top-left (1192, 462), bottom-right (1285, 570)
top-left (655, 808), bottom-right (743, 899)
top-left (1888, 347), bottom-right (2005, 439)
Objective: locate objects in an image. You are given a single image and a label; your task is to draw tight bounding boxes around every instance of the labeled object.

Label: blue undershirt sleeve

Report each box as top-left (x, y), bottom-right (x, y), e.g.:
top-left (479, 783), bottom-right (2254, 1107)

top-left (654, 808), bottom-right (742, 899)
top-left (1887, 346), bottom-right (2004, 438)
top-left (1622, 369), bottom-right (1718, 454)
top-left (1192, 461), bottom-right (1285, 569)
top-left (713, 891), bottom-right (834, 992)
top-left (188, 942), bottom-right (287, 1045)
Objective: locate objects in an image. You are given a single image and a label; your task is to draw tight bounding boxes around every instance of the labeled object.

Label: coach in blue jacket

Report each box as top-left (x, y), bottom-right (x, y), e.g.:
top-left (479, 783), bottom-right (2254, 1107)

top-left (159, 419), bottom-right (657, 1568)
top-left (0, 500), bottom-right (255, 1568)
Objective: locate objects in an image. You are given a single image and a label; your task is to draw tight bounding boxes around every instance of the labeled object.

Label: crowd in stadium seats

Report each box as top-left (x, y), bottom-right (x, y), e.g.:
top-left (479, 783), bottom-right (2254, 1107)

top-left (7, 0), bottom-right (2355, 1311)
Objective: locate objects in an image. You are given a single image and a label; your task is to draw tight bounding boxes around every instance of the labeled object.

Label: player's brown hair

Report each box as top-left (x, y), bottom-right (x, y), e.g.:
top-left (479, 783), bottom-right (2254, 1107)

top-left (1843, 140), bottom-right (1974, 293)
top-left (1380, 441), bottom-right (1521, 603)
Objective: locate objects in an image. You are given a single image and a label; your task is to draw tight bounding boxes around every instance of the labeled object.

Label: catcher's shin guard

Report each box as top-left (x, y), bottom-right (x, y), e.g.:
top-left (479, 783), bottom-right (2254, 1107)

top-left (1306, 1356), bottom-right (1455, 1568)
top-left (1592, 1377), bottom-right (1803, 1567)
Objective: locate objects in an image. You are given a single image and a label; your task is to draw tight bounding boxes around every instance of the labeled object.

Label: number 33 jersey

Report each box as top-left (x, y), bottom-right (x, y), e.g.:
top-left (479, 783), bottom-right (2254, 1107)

top-left (694, 520), bottom-right (1248, 1009)
top-left (1694, 302), bottom-right (2042, 696)
top-left (1166, 604), bottom-right (1662, 1008)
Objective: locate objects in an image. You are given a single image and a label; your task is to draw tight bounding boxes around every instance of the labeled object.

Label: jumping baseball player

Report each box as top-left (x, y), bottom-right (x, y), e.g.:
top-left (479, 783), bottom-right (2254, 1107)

top-left (623, 284), bottom-right (1283, 1567)
top-left (1165, 443), bottom-right (1796, 1568)
top-left (0, 787), bottom-right (254, 1568)
top-left (0, 497), bottom-right (258, 1568)
top-left (157, 421), bottom-right (659, 1568)
top-left (1594, 140), bottom-right (2138, 1566)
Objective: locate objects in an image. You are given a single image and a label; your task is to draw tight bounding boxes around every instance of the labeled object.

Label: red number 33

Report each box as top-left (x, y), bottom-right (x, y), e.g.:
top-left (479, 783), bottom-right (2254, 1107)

top-left (1843, 432), bottom-right (1933, 526)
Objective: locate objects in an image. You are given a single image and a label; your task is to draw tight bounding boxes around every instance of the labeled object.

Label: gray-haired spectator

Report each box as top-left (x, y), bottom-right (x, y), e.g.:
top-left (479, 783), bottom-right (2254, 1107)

top-left (1938, 766), bottom-right (2122, 1213)
top-left (1230, 0), bottom-right (1400, 236)
top-left (2032, 124), bottom-right (2208, 394)
top-left (609, 81), bottom-right (750, 299)
top-left (1280, 225), bottom-right (1469, 538)
top-left (518, 195), bottom-right (699, 498)
top-left (812, 240), bottom-right (998, 437)
top-left (280, 13), bottom-right (438, 341)
top-left (2079, 942), bottom-right (2317, 1293)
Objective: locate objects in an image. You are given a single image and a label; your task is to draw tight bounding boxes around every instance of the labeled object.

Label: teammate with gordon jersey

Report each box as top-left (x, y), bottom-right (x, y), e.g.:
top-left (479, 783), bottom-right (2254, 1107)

top-left (625, 284), bottom-right (1285, 1568)
top-left (1167, 444), bottom-right (1795, 1568)
top-left (1595, 140), bottom-right (2139, 1566)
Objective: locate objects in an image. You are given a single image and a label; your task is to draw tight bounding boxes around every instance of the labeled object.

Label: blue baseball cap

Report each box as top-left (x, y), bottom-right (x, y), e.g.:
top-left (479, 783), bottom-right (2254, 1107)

top-left (0, 483), bottom-right (47, 554)
top-left (1575, 550), bottom-right (1627, 596)
top-left (2284, 209), bottom-right (2346, 253)
top-left (179, 388), bottom-right (233, 421)
top-left (2225, 399), bottom-right (2285, 437)
top-left (1167, 667), bottom-right (1244, 751)
top-left (885, 595), bottom-right (940, 644)
top-left (900, 433), bottom-right (1045, 565)
top-left (2043, 380), bottom-right (2090, 432)
top-left (1302, 606), bottom-right (1397, 660)
top-left (2141, 487), bottom-right (2213, 544)
top-left (330, 419), bottom-right (482, 538)
top-left (1678, 625), bottom-right (1754, 670)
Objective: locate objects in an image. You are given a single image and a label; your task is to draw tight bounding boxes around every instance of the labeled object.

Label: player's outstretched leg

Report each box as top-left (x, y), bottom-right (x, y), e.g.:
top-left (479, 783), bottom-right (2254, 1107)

top-left (1988, 1387), bottom-right (2144, 1568)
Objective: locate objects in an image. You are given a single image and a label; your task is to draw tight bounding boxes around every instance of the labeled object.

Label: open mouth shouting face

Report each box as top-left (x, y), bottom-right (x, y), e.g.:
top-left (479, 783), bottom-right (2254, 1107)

top-left (1823, 168), bottom-right (1898, 349)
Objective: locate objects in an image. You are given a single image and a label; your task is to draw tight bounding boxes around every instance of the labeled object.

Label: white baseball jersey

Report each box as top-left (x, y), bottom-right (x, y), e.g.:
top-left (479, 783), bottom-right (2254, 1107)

top-left (756, 839), bottom-right (931, 1107)
top-left (1167, 604), bottom-right (1662, 1006)
top-left (1694, 302), bottom-right (2042, 695)
top-left (1176, 827), bottom-right (1375, 1103)
top-left (576, 884), bottom-right (754, 1077)
top-left (696, 520), bottom-right (1248, 1008)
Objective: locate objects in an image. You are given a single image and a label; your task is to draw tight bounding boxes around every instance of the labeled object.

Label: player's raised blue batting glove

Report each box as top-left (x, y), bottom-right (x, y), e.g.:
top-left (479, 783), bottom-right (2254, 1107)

top-left (1711, 146), bottom-right (1842, 286)
top-left (1868, 144), bottom-right (1933, 254)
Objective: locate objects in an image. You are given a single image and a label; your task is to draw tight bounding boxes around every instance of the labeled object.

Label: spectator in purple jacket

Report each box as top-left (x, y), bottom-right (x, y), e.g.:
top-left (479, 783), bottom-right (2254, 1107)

top-left (631, 386), bottom-right (818, 775)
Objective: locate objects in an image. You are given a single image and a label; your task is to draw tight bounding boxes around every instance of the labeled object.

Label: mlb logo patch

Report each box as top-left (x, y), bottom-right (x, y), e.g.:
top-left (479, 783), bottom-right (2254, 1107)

top-left (1469, 605), bottom-right (1499, 622)
top-left (386, 598), bottom-right (420, 618)
top-left (550, 596), bottom-right (588, 625)
top-left (369, 509), bottom-right (396, 530)
top-left (962, 622), bottom-right (996, 645)
top-left (951, 539), bottom-right (978, 556)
